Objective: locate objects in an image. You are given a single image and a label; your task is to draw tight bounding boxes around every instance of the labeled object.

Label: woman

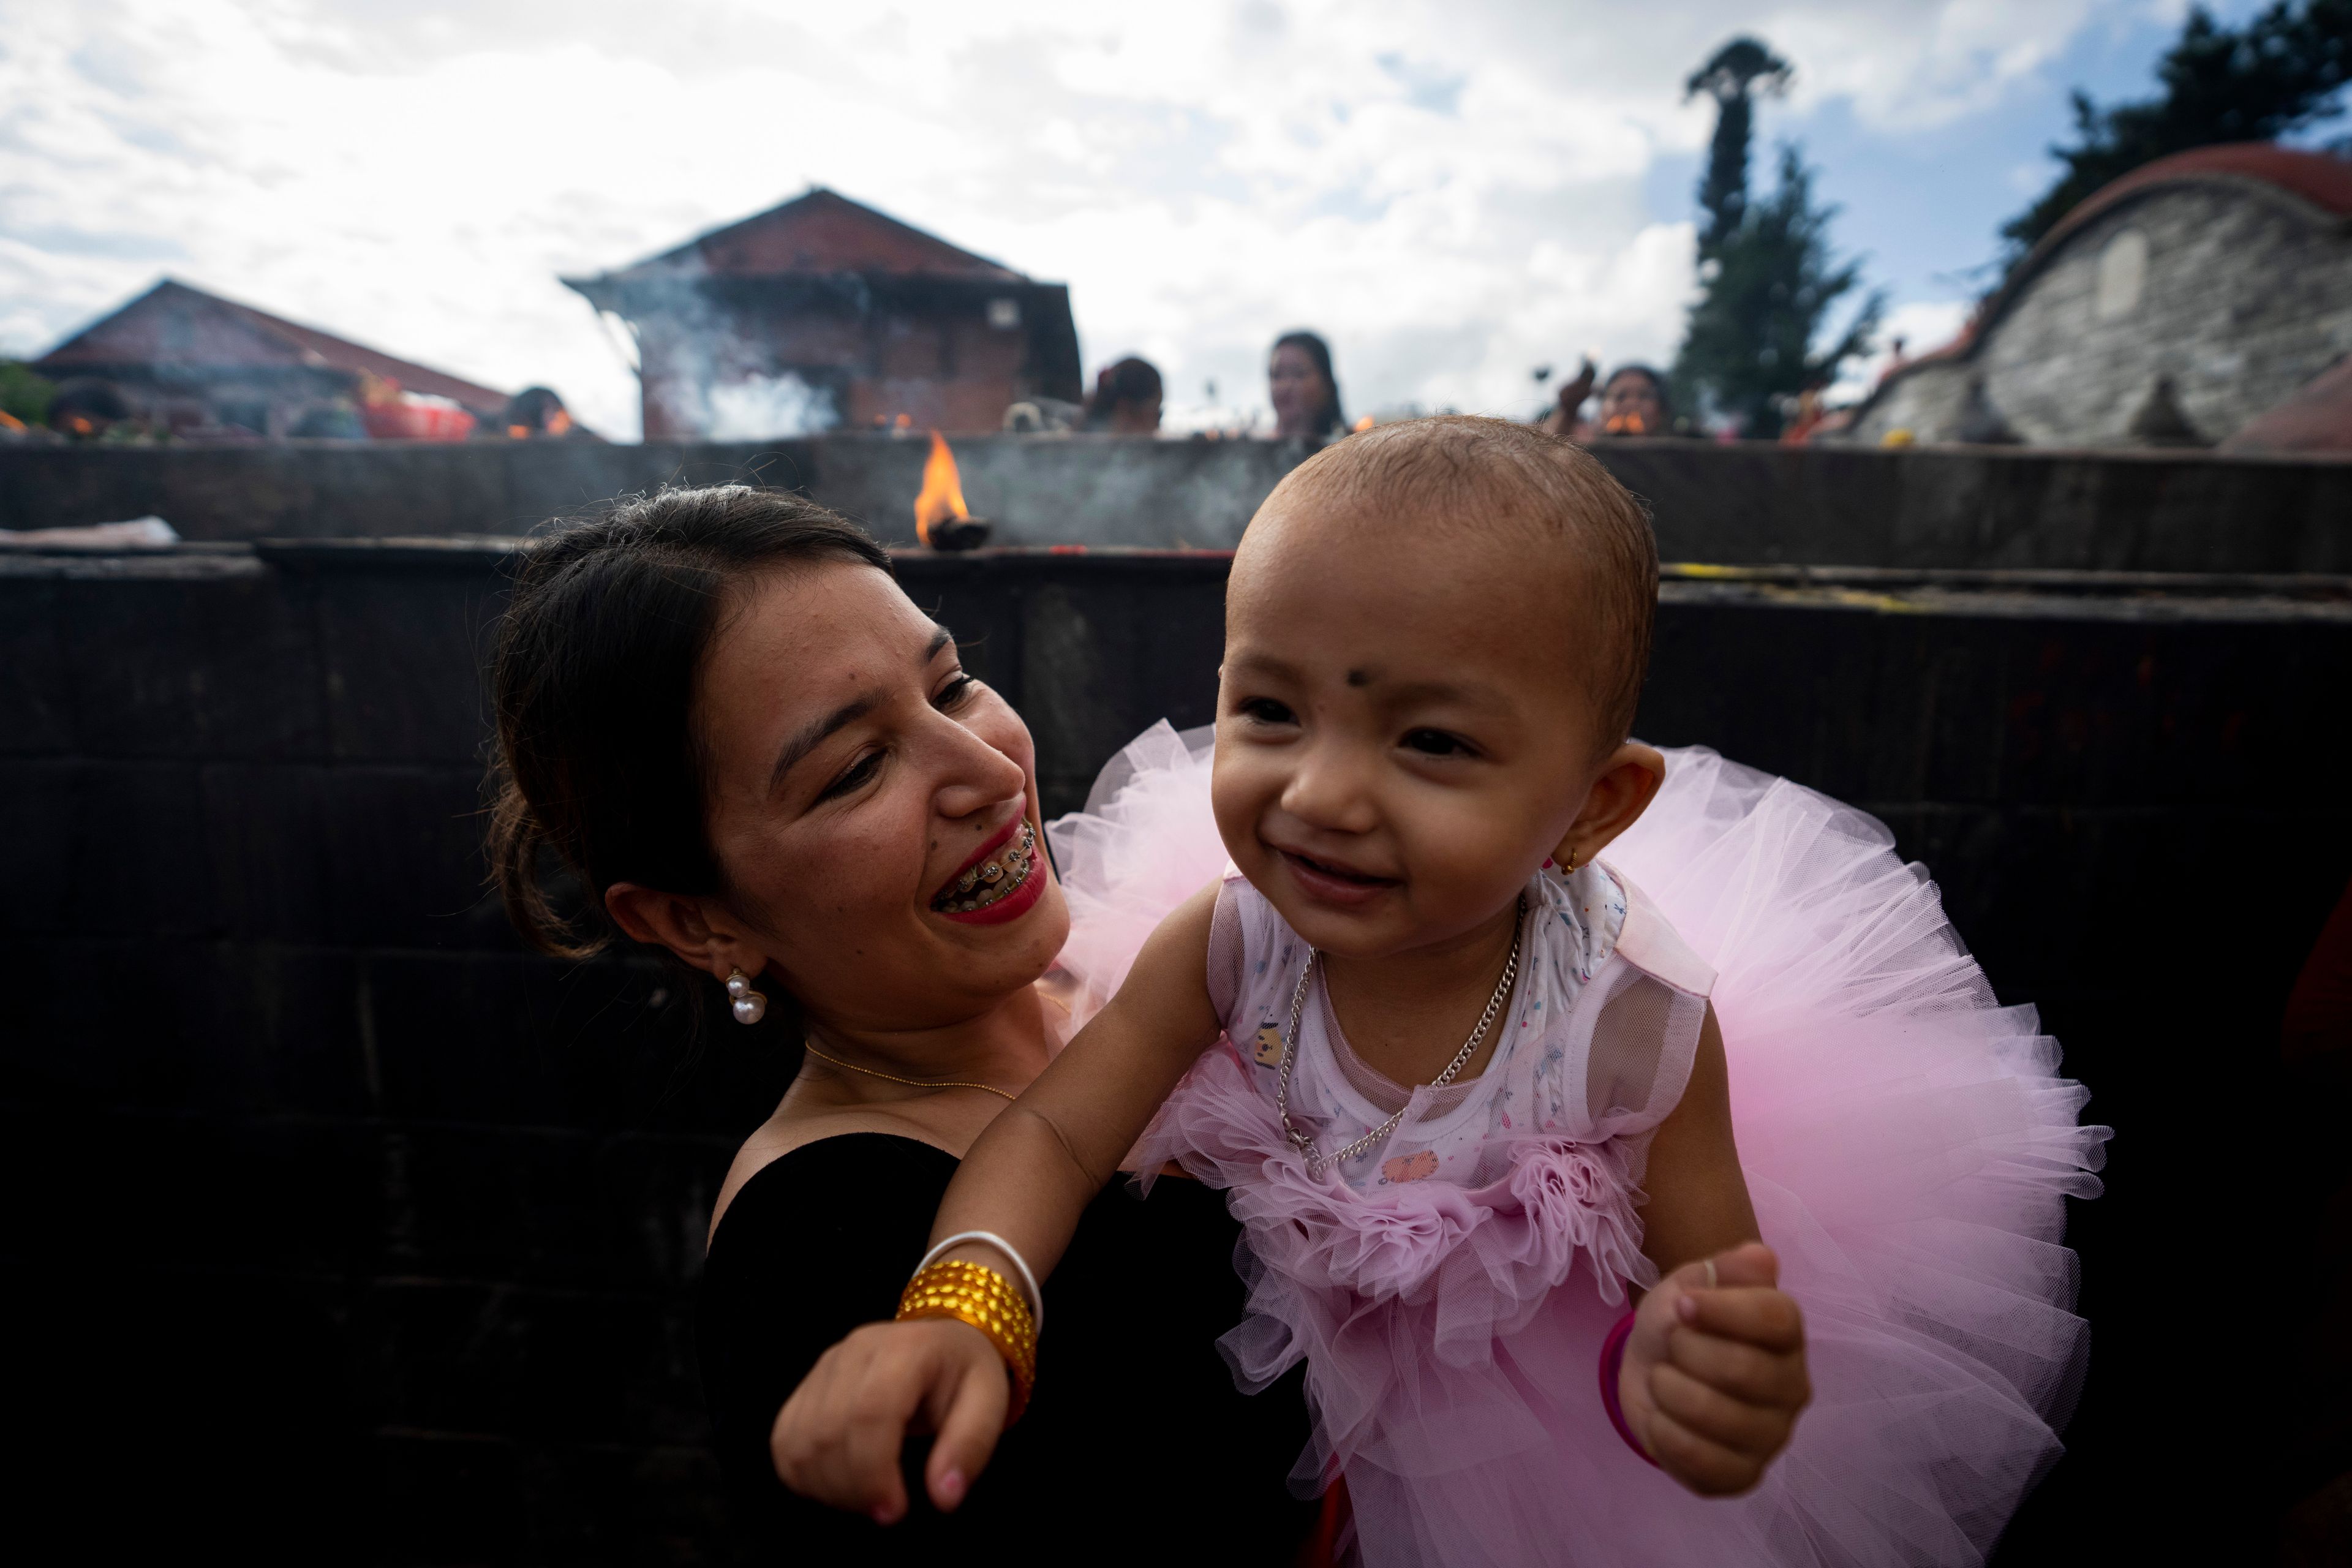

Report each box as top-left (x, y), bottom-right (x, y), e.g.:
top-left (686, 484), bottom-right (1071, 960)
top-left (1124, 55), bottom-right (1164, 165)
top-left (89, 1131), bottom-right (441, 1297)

top-left (486, 487), bottom-right (1317, 1559)
top-left (1539, 364), bottom-right (1681, 441)
top-left (1268, 331), bottom-right (1345, 442)
top-left (1085, 355), bottom-right (1164, 434)
top-left (1593, 365), bottom-right (1675, 437)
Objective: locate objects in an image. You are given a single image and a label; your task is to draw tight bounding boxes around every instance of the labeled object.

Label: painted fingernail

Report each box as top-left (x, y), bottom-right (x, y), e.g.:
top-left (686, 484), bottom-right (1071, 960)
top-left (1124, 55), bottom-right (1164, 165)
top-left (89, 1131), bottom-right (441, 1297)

top-left (937, 1469), bottom-right (967, 1508)
top-left (1675, 1293), bottom-right (1699, 1323)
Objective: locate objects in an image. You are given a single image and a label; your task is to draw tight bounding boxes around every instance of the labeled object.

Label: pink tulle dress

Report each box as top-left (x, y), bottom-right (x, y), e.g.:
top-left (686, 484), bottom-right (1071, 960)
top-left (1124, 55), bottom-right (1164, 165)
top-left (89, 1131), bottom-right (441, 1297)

top-left (1047, 723), bottom-right (2111, 1567)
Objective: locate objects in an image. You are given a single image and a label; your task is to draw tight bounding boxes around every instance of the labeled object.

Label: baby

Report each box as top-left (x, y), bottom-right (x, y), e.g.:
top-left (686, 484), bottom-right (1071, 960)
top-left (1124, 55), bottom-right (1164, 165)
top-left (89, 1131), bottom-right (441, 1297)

top-left (775, 418), bottom-right (2101, 1566)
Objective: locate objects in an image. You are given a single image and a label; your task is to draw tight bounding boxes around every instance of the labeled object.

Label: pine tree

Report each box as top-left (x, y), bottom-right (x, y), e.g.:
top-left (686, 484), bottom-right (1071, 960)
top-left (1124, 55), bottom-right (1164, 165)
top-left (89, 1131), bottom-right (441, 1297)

top-left (2000, 0), bottom-right (2351, 266)
top-left (1673, 42), bottom-right (1882, 439)
top-left (1687, 39), bottom-right (1792, 259)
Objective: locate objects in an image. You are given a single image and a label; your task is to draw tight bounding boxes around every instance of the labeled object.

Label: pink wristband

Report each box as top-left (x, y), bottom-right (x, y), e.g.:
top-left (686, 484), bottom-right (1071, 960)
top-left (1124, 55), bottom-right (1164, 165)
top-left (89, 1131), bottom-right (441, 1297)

top-left (1599, 1309), bottom-right (1660, 1468)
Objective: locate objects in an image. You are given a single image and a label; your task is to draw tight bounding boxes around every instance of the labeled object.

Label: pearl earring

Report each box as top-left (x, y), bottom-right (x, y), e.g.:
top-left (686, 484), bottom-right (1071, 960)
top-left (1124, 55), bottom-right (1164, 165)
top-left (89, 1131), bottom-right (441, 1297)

top-left (725, 967), bottom-right (767, 1025)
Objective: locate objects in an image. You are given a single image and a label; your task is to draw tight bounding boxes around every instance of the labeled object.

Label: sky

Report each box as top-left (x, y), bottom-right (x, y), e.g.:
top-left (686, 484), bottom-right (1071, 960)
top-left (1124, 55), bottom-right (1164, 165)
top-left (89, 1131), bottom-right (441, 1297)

top-left (0, 0), bottom-right (2316, 439)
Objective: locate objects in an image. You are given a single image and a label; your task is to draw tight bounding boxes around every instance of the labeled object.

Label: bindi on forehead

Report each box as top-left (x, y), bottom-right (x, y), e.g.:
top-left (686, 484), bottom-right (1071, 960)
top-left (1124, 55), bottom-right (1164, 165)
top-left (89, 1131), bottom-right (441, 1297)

top-left (1346, 667), bottom-right (1373, 688)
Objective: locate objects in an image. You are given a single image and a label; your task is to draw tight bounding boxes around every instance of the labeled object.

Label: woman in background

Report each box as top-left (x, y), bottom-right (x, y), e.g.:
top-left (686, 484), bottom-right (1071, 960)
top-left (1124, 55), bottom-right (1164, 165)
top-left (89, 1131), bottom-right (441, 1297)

top-left (1269, 330), bottom-right (1345, 442)
top-left (1543, 363), bottom-right (1686, 440)
top-left (1084, 356), bottom-right (1164, 434)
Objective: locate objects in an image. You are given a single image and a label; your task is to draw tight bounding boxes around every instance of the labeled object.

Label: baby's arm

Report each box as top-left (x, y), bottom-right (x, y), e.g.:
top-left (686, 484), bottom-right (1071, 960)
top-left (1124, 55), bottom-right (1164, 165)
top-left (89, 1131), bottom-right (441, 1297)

top-left (1617, 1004), bottom-right (1812, 1495)
top-left (924, 878), bottom-right (1225, 1281)
top-left (1637, 1003), bottom-right (1761, 1267)
top-left (768, 882), bottom-right (1225, 1521)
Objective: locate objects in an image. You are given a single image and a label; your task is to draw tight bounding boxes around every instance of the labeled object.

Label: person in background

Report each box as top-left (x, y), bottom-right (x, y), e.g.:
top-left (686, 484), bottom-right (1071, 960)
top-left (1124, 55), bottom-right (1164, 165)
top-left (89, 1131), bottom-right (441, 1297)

top-left (1589, 364), bottom-right (1678, 438)
top-left (289, 401), bottom-right (368, 439)
top-left (503, 386), bottom-right (580, 439)
top-left (1779, 386), bottom-right (1828, 445)
top-left (2286, 877), bottom-right (2352, 1069)
top-left (1540, 363), bottom-right (1683, 442)
top-left (1538, 357), bottom-right (1599, 435)
top-left (2280, 874), bottom-right (2352, 1564)
top-left (1269, 330), bottom-right (1345, 442)
top-left (1083, 357), bottom-right (1163, 435)
top-left (47, 378), bottom-right (134, 440)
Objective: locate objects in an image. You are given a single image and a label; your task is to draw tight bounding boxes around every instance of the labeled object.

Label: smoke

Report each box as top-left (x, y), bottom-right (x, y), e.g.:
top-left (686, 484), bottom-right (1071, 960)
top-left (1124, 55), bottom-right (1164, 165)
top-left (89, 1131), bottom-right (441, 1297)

top-left (702, 371), bottom-right (840, 439)
top-left (609, 266), bottom-right (854, 439)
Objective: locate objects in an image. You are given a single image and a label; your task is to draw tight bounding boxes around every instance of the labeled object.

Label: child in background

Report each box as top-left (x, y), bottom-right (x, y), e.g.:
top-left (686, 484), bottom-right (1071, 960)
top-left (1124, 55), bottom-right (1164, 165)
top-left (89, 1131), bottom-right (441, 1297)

top-left (773, 418), bottom-right (2108, 1566)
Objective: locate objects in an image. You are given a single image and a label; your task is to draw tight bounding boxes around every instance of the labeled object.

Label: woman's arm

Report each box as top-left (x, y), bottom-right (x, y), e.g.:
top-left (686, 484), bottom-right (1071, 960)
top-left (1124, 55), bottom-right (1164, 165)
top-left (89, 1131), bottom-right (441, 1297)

top-left (1616, 1004), bottom-right (1812, 1496)
top-left (771, 883), bottom-right (1226, 1521)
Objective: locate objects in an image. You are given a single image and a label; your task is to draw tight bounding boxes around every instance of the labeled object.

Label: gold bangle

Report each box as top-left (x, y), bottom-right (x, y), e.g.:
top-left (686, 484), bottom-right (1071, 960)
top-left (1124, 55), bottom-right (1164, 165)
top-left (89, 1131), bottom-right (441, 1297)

top-left (897, 1259), bottom-right (1038, 1423)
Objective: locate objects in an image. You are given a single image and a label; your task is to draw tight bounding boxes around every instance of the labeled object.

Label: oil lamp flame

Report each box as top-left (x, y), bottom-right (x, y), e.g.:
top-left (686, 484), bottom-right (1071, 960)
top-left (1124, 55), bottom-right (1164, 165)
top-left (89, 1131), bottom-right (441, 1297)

top-left (913, 430), bottom-right (970, 546)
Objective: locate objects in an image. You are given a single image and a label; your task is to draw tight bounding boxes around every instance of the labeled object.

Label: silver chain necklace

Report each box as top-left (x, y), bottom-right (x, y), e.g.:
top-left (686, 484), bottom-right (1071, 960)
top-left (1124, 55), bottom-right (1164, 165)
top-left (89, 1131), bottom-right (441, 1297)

top-left (1274, 896), bottom-right (1525, 1180)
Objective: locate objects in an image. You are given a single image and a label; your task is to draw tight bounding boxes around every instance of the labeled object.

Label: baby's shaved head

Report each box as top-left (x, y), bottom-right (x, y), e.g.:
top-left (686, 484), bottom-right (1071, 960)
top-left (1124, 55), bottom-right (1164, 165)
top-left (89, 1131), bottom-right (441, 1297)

top-left (1240, 416), bottom-right (1659, 750)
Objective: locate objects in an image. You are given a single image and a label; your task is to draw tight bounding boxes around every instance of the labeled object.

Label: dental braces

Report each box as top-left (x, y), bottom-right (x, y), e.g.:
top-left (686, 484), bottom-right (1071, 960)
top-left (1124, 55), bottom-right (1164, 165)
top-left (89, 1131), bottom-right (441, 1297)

top-left (940, 823), bottom-right (1038, 913)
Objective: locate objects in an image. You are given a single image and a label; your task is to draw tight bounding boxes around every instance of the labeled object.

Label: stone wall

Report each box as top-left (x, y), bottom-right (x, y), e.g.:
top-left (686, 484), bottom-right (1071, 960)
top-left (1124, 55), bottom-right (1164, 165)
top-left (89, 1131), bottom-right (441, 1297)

top-left (1852, 179), bottom-right (2352, 448)
top-left (1991, 186), bottom-right (2352, 445)
top-left (5, 432), bottom-right (2350, 571)
top-left (4, 541), bottom-right (2348, 1561)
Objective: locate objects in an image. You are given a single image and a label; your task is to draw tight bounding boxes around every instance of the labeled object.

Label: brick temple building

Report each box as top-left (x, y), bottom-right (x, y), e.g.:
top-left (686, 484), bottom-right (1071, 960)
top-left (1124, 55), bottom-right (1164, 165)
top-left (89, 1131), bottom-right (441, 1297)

top-left (33, 279), bottom-right (510, 439)
top-left (563, 188), bottom-right (1083, 439)
top-left (1849, 143), bottom-right (2352, 450)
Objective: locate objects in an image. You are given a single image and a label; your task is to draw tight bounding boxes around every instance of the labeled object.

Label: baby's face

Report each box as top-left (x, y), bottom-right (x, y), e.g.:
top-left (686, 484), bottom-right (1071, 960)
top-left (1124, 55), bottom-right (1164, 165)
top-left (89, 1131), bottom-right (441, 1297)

top-left (1212, 500), bottom-right (1611, 960)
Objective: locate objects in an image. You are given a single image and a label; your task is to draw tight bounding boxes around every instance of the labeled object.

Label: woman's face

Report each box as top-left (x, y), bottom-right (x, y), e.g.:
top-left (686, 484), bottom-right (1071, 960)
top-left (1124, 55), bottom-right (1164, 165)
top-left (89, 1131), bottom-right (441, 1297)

top-left (693, 560), bottom-right (1068, 1034)
top-left (1599, 372), bottom-right (1665, 435)
top-left (1269, 342), bottom-right (1329, 438)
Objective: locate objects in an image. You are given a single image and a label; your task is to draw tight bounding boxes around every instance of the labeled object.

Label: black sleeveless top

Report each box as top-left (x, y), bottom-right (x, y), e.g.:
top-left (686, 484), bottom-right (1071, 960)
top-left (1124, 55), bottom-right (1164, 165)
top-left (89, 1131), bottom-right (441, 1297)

top-left (698, 1134), bottom-right (1319, 1563)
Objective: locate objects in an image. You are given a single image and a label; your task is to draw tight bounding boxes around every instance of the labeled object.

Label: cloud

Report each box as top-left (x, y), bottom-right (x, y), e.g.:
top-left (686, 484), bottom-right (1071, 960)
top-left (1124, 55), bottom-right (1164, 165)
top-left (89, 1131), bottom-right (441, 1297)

top-left (1829, 298), bottom-right (1975, 403)
top-left (0, 0), bottom-right (2136, 437)
top-left (1763, 0), bottom-right (2116, 130)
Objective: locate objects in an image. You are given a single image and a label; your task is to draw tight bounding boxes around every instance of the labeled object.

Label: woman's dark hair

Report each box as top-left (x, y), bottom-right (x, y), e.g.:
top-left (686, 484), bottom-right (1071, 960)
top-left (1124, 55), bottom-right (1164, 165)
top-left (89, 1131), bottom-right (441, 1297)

top-left (1272, 330), bottom-right (1345, 437)
top-left (487, 485), bottom-right (892, 959)
top-left (1084, 356), bottom-right (1163, 429)
top-left (502, 385), bottom-right (569, 432)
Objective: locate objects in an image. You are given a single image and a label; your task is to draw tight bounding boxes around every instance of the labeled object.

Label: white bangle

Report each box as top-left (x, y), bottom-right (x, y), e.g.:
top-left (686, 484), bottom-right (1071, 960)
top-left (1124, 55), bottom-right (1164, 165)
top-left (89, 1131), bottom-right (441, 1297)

top-left (917, 1230), bottom-right (1044, 1337)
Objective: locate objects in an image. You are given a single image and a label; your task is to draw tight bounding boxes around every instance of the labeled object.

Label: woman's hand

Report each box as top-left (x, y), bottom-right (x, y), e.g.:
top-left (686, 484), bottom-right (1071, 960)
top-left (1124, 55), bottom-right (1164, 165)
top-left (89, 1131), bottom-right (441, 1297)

top-left (770, 1317), bottom-right (1012, 1524)
top-left (1618, 1241), bottom-right (1810, 1496)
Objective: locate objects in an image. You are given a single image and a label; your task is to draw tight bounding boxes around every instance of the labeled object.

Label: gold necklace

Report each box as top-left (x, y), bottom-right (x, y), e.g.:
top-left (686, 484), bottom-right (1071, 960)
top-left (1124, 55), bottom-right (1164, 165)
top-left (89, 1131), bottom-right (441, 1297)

top-left (800, 1041), bottom-right (1018, 1103)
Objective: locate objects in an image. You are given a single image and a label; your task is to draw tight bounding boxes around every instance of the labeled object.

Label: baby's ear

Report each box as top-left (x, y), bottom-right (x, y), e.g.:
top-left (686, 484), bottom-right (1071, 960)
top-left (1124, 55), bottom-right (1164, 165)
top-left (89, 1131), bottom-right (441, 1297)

top-left (1553, 744), bottom-right (1667, 868)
